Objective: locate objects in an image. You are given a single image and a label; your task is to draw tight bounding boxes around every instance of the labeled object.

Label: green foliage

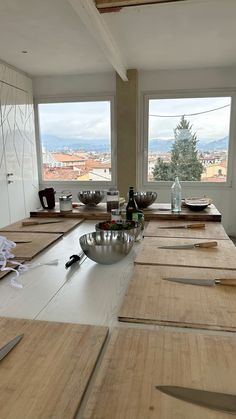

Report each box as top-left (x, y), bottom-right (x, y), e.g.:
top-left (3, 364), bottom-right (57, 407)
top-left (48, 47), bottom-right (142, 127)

top-left (152, 116), bottom-right (204, 181)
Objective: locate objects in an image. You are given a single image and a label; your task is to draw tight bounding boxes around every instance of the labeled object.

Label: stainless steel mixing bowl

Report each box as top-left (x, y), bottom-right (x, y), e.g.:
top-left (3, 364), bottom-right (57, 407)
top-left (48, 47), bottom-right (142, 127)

top-left (134, 191), bottom-right (157, 209)
top-left (79, 231), bottom-right (135, 264)
top-left (78, 190), bottom-right (104, 206)
top-left (95, 220), bottom-right (141, 241)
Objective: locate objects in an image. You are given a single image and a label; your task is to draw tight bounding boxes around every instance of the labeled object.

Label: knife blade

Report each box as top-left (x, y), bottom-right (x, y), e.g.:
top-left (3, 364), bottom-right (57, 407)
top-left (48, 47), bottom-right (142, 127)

top-left (158, 241), bottom-right (217, 249)
top-left (156, 385), bottom-right (236, 415)
top-left (163, 277), bottom-right (236, 286)
top-left (158, 223), bottom-right (205, 230)
top-left (0, 334), bottom-right (24, 361)
top-left (22, 220), bottom-right (63, 226)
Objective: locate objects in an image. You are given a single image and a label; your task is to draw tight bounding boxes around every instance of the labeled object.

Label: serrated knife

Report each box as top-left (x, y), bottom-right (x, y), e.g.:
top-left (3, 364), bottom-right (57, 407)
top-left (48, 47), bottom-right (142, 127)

top-left (0, 334), bottom-right (24, 361)
top-left (158, 241), bottom-right (217, 249)
top-left (158, 223), bottom-right (205, 229)
top-left (163, 277), bottom-right (236, 286)
top-left (156, 385), bottom-right (236, 415)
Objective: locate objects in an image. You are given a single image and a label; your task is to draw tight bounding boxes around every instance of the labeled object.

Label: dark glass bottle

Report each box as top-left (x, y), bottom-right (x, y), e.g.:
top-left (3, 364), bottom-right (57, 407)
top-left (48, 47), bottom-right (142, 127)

top-left (126, 187), bottom-right (138, 221)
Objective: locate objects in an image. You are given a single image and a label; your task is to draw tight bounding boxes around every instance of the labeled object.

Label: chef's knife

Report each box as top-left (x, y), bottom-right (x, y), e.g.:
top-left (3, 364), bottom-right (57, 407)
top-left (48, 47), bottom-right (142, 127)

top-left (163, 277), bottom-right (236, 286)
top-left (22, 220), bottom-right (63, 226)
top-left (156, 385), bottom-right (236, 415)
top-left (158, 223), bottom-right (205, 229)
top-left (158, 241), bottom-right (217, 249)
top-left (0, 334), bottom-right (24, 361)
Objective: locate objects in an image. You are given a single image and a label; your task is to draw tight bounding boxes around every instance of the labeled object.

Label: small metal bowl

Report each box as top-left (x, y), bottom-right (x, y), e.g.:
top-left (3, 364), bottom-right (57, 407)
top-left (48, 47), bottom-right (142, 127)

top-left (134, 191), bottom-right (157, 209)
top-left (79, 231), bottom-right (135, 264)
top-left (78, 190), bottom-right (104, 206)
top-left (95, 220), bottom-right (141, 241)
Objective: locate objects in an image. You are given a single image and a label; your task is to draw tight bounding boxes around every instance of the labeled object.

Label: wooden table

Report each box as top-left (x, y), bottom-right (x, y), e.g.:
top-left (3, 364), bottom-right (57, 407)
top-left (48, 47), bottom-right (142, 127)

top-left (119, 265), bottom-right (236, 331)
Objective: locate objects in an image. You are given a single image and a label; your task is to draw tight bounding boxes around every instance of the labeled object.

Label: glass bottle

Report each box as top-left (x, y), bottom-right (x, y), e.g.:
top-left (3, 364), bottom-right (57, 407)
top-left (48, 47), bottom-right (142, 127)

top-left (126, 187), bottom-right (138, 221)
top-left (171, 177), bottom-right (181, 213)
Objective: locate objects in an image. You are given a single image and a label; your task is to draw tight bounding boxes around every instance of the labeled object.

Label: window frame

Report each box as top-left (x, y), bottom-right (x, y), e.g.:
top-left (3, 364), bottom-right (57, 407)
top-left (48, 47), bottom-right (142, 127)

top-left (139, 89), bottom-right (236, 190)
top-left (34, 94), bottom-right (116, 191)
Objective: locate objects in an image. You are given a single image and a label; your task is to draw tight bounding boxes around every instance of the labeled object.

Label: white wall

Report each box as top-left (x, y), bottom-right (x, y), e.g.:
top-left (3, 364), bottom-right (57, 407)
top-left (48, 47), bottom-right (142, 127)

top-left (139, 67), bottom-right (236, 236)
top-left (33, 72), bottom-right (115, 98)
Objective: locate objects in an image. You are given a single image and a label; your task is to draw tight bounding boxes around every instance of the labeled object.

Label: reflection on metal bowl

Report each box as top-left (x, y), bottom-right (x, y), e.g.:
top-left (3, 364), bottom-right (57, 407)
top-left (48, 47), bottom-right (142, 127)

top-left (78, 190), bottom-right (104, 206)
top-left (95, 220), bottom-right (141, 241)
top-left (134, 191), bottom-right (157, 209)
top-left (79, 231), bottom-right (135, 264)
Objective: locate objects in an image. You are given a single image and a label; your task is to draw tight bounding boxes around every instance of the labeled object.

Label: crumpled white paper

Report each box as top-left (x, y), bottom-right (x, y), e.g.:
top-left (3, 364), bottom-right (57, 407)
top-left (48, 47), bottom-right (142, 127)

top-left (0, 235), bottom-right (59, 288)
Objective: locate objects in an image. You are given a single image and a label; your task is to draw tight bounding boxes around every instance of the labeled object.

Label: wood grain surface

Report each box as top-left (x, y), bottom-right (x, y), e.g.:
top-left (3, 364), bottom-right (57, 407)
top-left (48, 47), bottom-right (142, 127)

top-left (142, 203), bottom-right (221, 221)
top-left (135, 237), bottom-right (236, 269)
top-left (83, 327), bottom-right (236, 419)
top-left (119, 265), bottom-right (236, 331)
top-left (144, 220), bottom-right (228, 239)
top-left (0, 317), bottom-right (108, 419)
top-left (30, 203), bottom-right (221, 221)
top-left (1, 232), bottom-right (62, 260)
top-left (0, 217), bottom-right (84, 234)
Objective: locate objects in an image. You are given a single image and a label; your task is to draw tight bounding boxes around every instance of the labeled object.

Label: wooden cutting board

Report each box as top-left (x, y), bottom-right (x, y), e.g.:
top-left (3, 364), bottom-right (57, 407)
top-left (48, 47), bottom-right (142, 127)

top-left (144, 220), bottom-right (228, 239)
top-left (119, 265), bottom-right (236, 331)
top-left (83, 327), bottom-right (236, 419)
top-left (0, 317), bottom-right (108, 419)
top-left (0, 232), bottom-right (62, 260)
top-left (0, 217), bottom-right (84, 234)
top-left (135, 237), bottom-right (236, 269)
top-left (142, 203), bottom-right (221, 221)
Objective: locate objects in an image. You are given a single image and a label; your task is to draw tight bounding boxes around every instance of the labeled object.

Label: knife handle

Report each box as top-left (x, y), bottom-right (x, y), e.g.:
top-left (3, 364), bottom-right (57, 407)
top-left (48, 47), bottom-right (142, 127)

top-left (216, 278), bottom-right (236, 286)
top-left (187, 223), bottom-right (205, 229)
top-left (196, 241), bottom-right (218, 248)
top-left (22, 221), bottom-right (39, 226)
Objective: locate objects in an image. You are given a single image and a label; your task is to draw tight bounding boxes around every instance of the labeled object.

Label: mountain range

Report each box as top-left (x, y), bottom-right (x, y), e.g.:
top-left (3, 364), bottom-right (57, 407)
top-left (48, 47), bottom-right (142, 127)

top-left (42, 134), bottom-right (228, 153)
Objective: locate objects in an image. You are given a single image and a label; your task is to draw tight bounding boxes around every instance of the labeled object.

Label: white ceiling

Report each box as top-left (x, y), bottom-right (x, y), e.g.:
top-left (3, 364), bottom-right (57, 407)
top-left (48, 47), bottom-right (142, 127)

top-left (0, 0), bottom-right (236, 77)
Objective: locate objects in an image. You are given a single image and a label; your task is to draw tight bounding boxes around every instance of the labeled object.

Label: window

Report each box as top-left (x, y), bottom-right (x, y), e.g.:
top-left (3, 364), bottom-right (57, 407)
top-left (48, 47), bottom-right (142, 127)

top-left (37, 99), bottom-right (114, 183)
top-left (143, 94), bottom-right (232, 184)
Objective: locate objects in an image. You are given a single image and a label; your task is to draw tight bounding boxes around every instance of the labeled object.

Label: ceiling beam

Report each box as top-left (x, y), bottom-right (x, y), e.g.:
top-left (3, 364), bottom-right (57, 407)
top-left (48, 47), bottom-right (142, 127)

top-left (67, 0), bottom-right (128, 81)
top-left (96, 0), bottom-right (187, 12)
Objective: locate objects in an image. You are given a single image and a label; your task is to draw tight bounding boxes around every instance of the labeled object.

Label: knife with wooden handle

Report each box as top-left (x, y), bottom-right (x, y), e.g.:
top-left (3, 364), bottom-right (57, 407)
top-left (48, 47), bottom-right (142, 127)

top-left (163, 277), bottom-right (236, 286)
top-left (158, 241), bottom-right (217, 249)
top-left (158, 223), bottom-right (205, 229)
top-left (22, 220), bottom-right (63, 226)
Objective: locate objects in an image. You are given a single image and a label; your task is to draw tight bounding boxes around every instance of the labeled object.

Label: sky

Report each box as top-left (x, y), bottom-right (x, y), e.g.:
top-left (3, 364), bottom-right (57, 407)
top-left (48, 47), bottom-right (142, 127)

top-left (149, 97), bottom-right (231, 141)
top-left (38, 101), bottom-right (111, 141)
top-left (38, 97), bottom-right (231, 143)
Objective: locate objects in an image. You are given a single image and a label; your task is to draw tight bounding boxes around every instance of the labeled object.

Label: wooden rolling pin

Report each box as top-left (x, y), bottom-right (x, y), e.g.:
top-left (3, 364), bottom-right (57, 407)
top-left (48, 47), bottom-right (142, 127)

top-left (22, 220), bottom-right (63, 226)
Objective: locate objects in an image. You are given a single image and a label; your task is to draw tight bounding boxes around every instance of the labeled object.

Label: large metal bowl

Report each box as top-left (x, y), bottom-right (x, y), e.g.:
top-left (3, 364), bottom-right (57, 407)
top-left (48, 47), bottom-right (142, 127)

top-left (78, 190), bottom-right (104, 206)
top-left (79, 231), bottom-right (135, 264)
top-left (95, 220), bottom-right (141, 241)
top-left (134, 191), bottom-right (157, 209)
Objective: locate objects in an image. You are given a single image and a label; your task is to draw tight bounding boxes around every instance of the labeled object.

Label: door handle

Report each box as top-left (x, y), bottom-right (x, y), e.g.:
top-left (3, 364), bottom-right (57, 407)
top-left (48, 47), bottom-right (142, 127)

top-left (6, 173), bottom-right (14, 177)
top-left (7, 180), bottom-right (14, 184)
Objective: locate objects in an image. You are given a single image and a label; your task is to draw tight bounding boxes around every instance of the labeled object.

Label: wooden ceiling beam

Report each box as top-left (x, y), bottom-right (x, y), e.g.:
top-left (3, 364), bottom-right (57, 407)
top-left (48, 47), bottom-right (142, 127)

top-left (67, 0), bottom-right (128, 81)
top-left (96, 0), bottom-right (187, 12)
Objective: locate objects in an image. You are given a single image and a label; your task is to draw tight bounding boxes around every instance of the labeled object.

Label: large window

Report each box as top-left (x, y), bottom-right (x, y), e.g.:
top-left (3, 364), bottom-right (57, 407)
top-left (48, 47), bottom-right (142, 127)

top-left (37, 99), bottom-right (113, 183)
top-left (144, 95), bottom-right (232, 184)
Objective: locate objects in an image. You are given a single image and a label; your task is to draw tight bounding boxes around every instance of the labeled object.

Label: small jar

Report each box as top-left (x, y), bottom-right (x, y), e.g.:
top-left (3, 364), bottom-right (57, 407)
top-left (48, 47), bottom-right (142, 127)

top-left (106, 190), bottom-right (119, 212)
top-left (111, 209), bottom-right (122, 223)
top-left (59, 192), bottom-right (72, 212)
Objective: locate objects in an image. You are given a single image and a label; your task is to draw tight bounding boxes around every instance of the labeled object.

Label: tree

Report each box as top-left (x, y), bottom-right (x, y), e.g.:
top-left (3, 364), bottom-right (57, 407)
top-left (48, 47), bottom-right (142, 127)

top-left (152, 116), bottom-right (204, 181)
top-left (152, 158), bottom-right (171, 181)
